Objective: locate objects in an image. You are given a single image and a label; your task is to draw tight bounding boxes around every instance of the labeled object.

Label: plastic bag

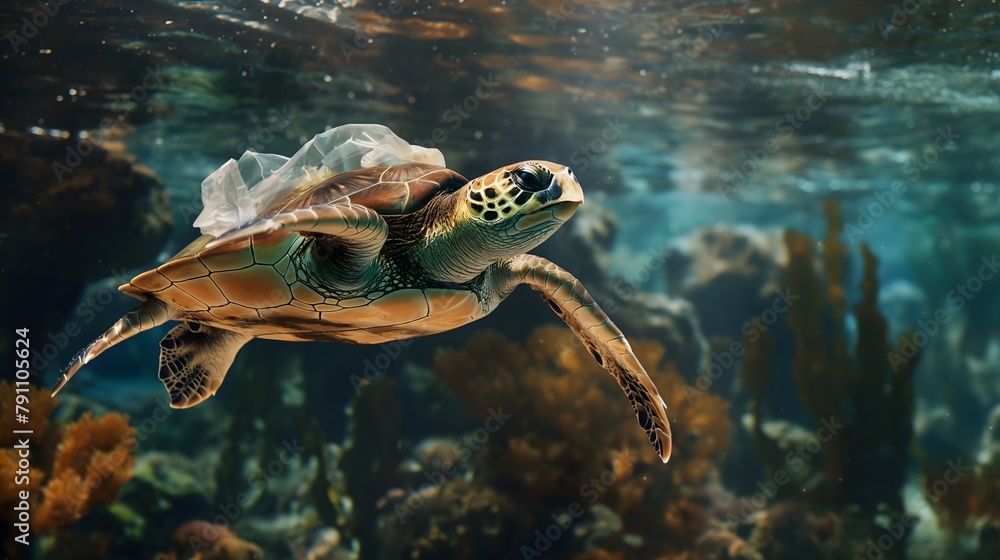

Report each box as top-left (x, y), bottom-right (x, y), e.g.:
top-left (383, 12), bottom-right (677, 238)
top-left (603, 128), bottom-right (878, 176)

top-left (193, 124), bottom-right (446, 236)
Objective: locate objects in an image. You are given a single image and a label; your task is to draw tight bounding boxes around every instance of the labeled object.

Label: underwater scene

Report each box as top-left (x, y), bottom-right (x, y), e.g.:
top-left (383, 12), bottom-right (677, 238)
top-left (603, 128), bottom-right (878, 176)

top-left (2, 0), bottom-right (1000, 558)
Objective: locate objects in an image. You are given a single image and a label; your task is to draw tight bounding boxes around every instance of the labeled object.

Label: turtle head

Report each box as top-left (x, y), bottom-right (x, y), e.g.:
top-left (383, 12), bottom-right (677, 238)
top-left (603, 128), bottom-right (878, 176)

top-left (458, 160), bottom-right (584, 257)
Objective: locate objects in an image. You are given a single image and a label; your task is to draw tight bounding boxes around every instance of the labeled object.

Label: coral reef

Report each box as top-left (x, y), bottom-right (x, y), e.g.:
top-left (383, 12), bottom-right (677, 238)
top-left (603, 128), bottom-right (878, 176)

top-left (35, 412), bottom-right (137, 533)
top-left (0, 380), bottom-right (136, 557)
top-left (202, 347), bottom-right (345, 558)
top-left (917, 404), bottom-right (1000, 556)
top-left (156, 520), bottom-right (263, 560)
top-left (430, 325), bottom-right (732, 557)
top-left (378, 477), bottom-right (523, 560)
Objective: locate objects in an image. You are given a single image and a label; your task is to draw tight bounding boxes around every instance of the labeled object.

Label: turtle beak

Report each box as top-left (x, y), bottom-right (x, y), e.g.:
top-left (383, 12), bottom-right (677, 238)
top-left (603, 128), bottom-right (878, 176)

top-left (558, 167), bottom-right (584, 205)
top-left (515, 167), bottom-right (583, 230)
top-left (541, 167), bottom-right (583, 221)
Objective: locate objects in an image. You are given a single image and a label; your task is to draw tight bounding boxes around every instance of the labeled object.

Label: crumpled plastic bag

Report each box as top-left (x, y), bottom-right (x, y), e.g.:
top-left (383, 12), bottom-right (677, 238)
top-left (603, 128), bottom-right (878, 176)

top-left (193, 124), bottom-right (446, 237)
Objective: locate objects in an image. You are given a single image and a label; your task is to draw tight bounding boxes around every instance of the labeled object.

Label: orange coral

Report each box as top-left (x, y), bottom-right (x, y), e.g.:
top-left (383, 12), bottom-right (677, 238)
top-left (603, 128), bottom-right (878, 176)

top-left (434, 324), bottom-right (732, 555)
top-left (0, 379), bottom-right (136, 555)
top-left (157, 520), bottom-right (263, 560)
top-left (35, 412), bottom-right (137, 533)
top-left (921, 459), bottom-right (1000, 532)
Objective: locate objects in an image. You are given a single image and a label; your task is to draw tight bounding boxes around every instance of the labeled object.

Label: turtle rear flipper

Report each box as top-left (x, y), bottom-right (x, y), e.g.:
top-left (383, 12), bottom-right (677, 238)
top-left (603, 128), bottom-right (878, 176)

top-left (158, 322), bottom-right (251, 408)
top-left (53, 300), bottom-right (175, 397)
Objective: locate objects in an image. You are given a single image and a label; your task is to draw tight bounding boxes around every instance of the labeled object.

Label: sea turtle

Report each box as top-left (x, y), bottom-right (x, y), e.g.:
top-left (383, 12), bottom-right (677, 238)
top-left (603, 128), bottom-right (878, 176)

top-left (54, 160), bottom-right (673, 462)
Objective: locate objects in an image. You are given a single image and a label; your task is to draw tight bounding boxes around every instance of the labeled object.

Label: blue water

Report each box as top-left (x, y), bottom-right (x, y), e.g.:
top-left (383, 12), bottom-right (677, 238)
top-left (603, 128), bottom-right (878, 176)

top-left (2, 1), bottom-right (999, 559)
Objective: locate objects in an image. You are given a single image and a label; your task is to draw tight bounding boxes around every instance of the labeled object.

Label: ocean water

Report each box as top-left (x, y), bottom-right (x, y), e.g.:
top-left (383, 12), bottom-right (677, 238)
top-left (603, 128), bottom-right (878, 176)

top-left (2, 1), bottom-right (999, 559)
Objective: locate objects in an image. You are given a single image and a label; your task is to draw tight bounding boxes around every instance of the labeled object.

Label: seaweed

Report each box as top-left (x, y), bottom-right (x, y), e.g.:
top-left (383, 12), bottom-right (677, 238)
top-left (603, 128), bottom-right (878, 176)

top-left (745, 200), bottom-right (918, 515)
top-left (341, 376), bottom-right (404, 558)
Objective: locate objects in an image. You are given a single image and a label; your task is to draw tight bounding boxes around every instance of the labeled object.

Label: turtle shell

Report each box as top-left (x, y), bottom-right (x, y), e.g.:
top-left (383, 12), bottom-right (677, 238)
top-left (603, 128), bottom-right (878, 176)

top-left (122, 163), bottom-right (467, 301)
top-left (259, 162), bottom-right (467, 217)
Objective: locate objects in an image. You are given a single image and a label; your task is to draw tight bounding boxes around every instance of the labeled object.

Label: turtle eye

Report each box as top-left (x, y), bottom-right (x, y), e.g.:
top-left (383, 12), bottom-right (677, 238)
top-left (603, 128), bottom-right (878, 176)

top-left (511, 164), bottom-right (551, 193)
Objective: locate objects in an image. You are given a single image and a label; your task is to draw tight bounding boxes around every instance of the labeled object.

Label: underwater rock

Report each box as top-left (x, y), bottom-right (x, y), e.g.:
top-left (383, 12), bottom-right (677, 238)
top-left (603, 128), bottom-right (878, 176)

top-left (292, 526), bottom-right (355, 560)
top-left (879, 279), bottom-right (928, 342)
top-left (128, 451), bottom-right (215, 513)
top-left (0, 130), bottom-right (172, 352)
top-left (614, 292), bottom-right (709, 380)
top-left (664, 226), bottom-right (787, 339)
top-left (541, 202), bottom-right (620, 283)
top-left (401, 436), bottom-right (469, 476)
top-left (979, 404), bottom-right (1000, 467)
top-left (966, 337), bottom-right (1000, 412)
top-left (911, 312), bottom-right (998, 460)
top-left (738, 416), bottom-right (825, 494)
top-left (376, 477), bottom-right (522, 560)
top-left (745, 502), bottom-right (843, 560)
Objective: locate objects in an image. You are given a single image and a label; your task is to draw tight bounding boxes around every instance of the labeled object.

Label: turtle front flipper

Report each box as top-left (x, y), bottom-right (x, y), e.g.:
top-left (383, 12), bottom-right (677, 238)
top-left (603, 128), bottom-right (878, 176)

top-left (158, 322), bottom-right (251, 408)
top-left (504, 255), bottom-right (673, 463)
top-left (203, 203), bottom-right (388, 288)
top-left (53, 299), bottom-right (175, 397)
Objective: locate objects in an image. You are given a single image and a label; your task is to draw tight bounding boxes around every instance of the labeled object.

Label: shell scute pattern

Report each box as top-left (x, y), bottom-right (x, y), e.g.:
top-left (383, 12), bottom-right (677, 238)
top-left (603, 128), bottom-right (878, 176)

top-left (366, 289), bottom-right (430, 323)
top-left (200, 244), bottom-right (255, 271)
top-left (290, 282), bottom-right (325, 304)
top-left (177, 277), bottom-right (229, 308)
top-left (250, 234), bottom-right (292, 266)
top-left (163, 258), bottom-right (210, 282)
